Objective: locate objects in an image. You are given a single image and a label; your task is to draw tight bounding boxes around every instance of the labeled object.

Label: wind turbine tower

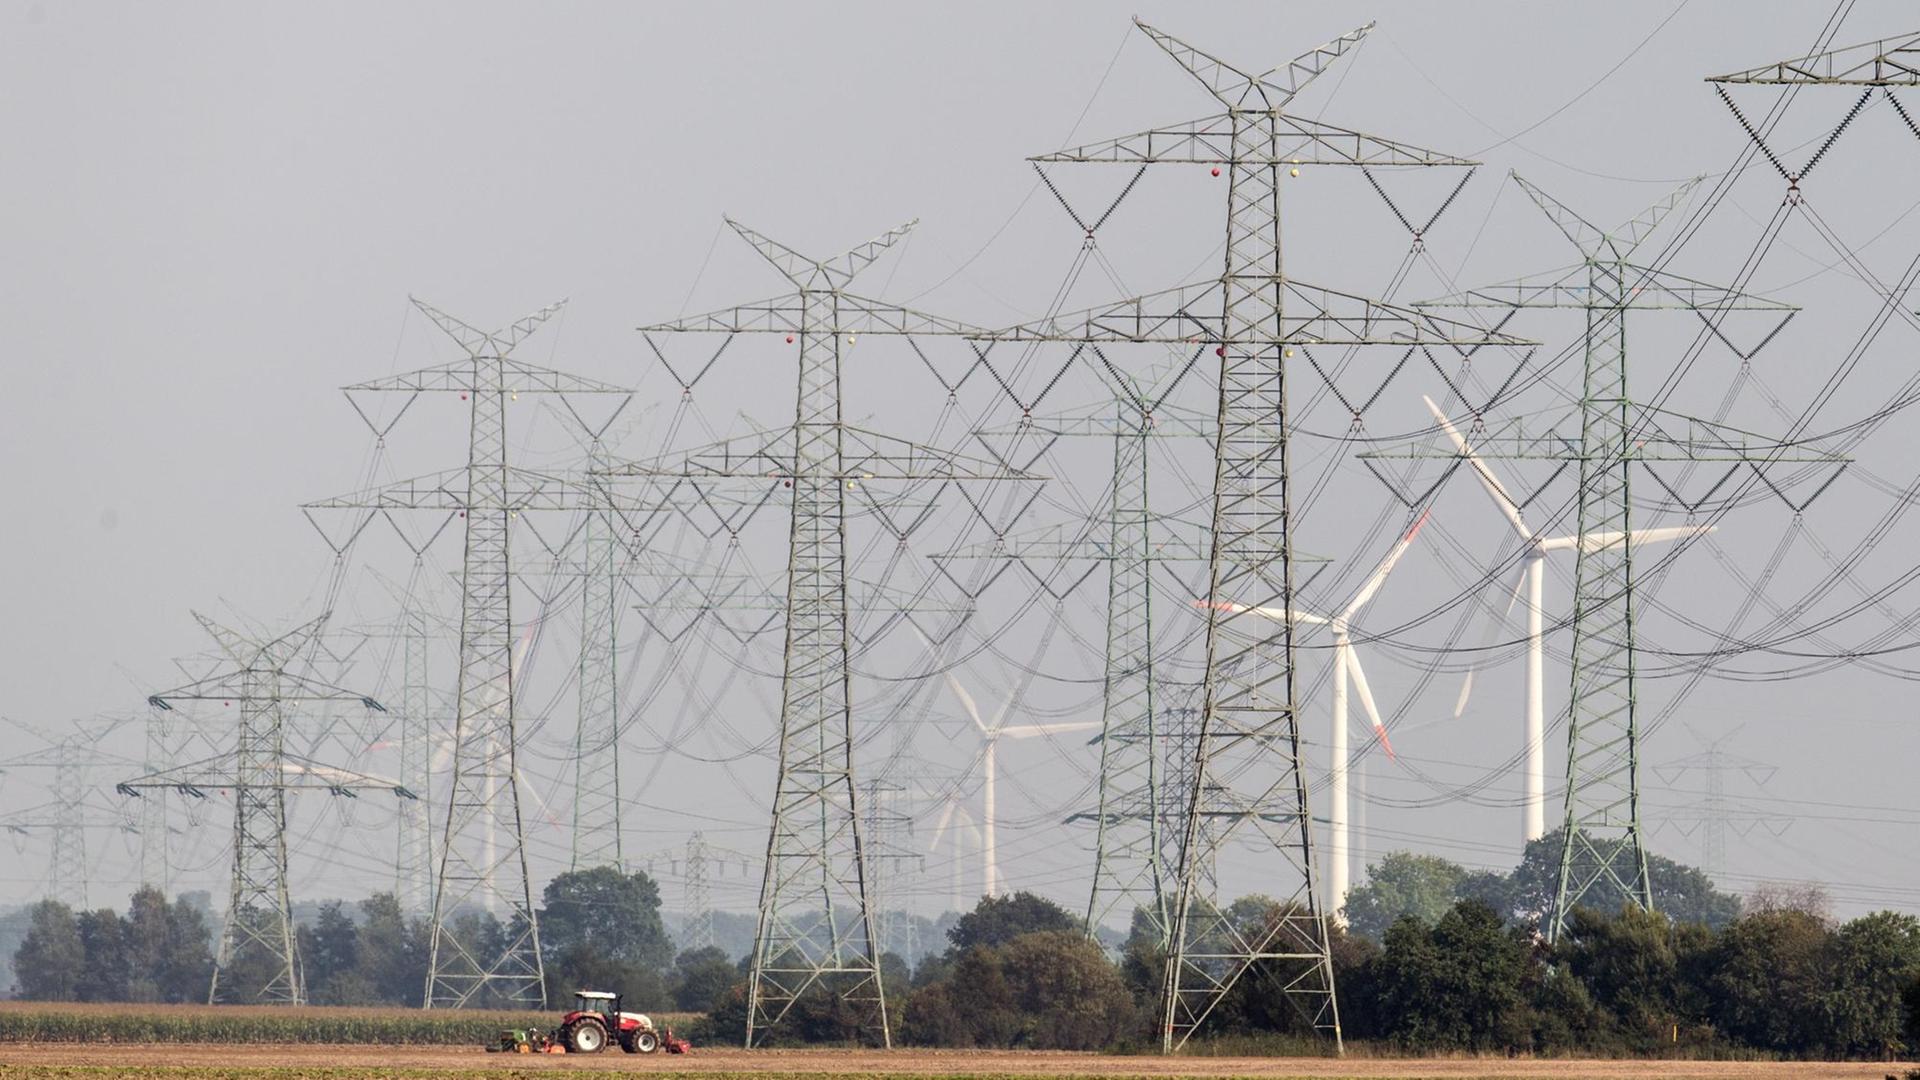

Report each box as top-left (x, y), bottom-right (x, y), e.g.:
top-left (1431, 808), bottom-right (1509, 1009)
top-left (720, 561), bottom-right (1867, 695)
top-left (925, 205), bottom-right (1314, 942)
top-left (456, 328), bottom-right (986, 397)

top-left (1206, 511), bottom-right (1427, 918)
top-left (1384, 174), bottom-right (1821, 940)
top-left (1424, 396), bottom-right (1710, 845)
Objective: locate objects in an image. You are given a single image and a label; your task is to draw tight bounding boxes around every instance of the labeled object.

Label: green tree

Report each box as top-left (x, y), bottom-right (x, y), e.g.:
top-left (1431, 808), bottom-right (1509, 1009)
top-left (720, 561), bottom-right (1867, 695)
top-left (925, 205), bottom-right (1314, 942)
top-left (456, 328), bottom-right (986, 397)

top-left (945, 892), bottom-right (1077, 953)
top-left (12, 899), bottom-right (82, 1001)
top-left (75, 907), bottom-right (131, 1002)
top-left (538, 867), bottom-right (674, 1006)
top-left (1707, 905), bottom-right (1830, 1052)
top-left (1367, 900), bottom-right (1531, 1051)
top-left (122, 888), bottom-right (215, 1004)
top-left (350, 892), bottom-right (426, 1005)
top-left (124, 887), bottom-right (173, 1003)
top-left (671, 944), bottom-right (737, 1011)
top-left (160, 892), bottom-right (215, 1002)
top-left (904, 931), bottom-right (1135, 1049)
top-left (297, 900), bottom-right (362, 1004)
top-left (1343, 852), bottom-right (1470, 940)
top-left (1555, 905), bottom-right (1710, 1047)
top-left (1819, 910), bottom-right (1920, 1057)
top-left (1503, 830), bottom-right (1741, 929)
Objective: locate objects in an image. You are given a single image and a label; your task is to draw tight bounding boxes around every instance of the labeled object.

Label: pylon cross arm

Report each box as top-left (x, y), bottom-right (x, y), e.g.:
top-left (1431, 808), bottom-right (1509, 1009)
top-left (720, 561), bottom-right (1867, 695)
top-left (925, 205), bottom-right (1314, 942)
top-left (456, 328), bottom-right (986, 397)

top-left (991, 276), bottom-right (1533, 346)
top-left (641, 292), bottom-right (995, 339)
top-left (302, 465), bottom-right (655, 513)
top-left (1708, 31), bottom-right (1920, 85)
top-left (1031, 112), bottom-right (1477, 168)
top-left (344, 357), bottom-right (629, 395)
top-left (1415, 264), bottom-right (1801, 312)
top-left (603, 424), bottom-right (1042, 483)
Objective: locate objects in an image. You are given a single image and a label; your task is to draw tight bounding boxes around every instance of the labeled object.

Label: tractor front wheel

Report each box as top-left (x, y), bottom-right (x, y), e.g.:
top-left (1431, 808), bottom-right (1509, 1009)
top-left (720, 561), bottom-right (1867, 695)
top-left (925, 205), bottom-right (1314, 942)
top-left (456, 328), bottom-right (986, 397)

top-left (566, 1019), bottom-right (608, 1054)
top-left (622, 1030), bottom-right (660, 1054)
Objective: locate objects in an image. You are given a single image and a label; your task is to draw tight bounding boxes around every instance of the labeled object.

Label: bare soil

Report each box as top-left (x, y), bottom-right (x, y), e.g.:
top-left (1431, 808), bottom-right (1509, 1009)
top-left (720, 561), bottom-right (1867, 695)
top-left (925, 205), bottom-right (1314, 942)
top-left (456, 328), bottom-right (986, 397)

top-left (0, 1042), bottom-right (1909, 1079)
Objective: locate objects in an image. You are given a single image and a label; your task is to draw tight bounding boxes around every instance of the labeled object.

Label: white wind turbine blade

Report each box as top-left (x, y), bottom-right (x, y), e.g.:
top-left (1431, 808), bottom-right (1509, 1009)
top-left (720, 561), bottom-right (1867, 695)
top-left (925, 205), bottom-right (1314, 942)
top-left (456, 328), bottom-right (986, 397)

top-left (951, 801), bottom-right (980, 843)
top-left (1423, 394), bottom-right (1531, 541)
top-left (1193, 598), bottom-right (1331, 626)
top-left (926, 797), bottom-right (960, 853)
top-left (1453, 565), bottom-right (1529, 721)
top-left (1538, 524), bottom-right (1715, 553)
top-left (1344, 510), bottom-right (1431, 617)
top-left (945, 673), bottom-right (992, 735)
top-left (1344, 646), bottom-right (1397, 761)
top-left (516, 764), bottom-right (564, 830)
top-left (905, 623), bottom-right (994, 735)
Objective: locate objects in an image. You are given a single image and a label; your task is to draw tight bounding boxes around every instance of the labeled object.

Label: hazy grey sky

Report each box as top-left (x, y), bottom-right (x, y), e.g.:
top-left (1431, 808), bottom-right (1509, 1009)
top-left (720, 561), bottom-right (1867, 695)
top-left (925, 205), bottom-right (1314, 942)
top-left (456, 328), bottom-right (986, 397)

top-left (4, 1), bottom-right (1919, 924)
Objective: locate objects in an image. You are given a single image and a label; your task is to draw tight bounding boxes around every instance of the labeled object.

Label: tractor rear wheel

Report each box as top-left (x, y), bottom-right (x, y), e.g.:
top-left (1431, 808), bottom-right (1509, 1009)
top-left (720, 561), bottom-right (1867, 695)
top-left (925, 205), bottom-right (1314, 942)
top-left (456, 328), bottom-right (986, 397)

top-left (566, 1019), bottom-right (608, 1054)
top-left (622, 1030), bottom-right (659, 1054)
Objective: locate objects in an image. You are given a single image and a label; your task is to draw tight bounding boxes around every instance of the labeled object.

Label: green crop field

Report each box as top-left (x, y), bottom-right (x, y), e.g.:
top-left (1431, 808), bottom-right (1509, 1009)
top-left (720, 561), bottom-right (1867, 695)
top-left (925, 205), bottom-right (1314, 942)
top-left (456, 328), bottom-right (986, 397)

top-left (0, 1002), bottom-right (699, 1045)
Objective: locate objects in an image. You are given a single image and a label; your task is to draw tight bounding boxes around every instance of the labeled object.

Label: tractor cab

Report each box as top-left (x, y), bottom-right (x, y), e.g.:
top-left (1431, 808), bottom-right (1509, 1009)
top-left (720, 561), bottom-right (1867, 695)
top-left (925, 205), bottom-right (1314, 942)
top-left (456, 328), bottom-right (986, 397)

top-left (559, 989), bottom-right (658, 1054)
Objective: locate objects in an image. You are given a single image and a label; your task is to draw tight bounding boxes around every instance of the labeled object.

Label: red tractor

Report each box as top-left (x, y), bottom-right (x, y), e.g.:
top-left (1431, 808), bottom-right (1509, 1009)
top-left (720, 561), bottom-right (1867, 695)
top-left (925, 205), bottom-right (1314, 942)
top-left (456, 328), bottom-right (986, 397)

top-left (557, 989), bottom-right (660, 1054)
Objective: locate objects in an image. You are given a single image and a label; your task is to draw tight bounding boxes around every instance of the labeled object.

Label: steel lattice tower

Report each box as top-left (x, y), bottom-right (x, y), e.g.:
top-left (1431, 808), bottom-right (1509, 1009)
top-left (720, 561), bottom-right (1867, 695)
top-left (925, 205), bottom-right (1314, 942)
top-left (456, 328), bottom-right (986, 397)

top-left (572, 435), bottom-right (624, 871)
top-left (944, 402), bottom-right (1220, 948)
top-left (1405, 176), bottom-right (1802, 940)
top-left (611, 218), bottom-right (1030, 1047)
top-left (304, 298), bottom-right (632, 1008)
top-left (0, 718), bottom-right (135, 908)
top-left (992, 20), bottom-right (1520, 1050)
top-left (682, 831), bottom-right (716, 952)
top-left (46, 732), bottom-right (90, 907)
top-left (397, 587), bottom-right (436, 913)
top-left (122, 613), bottom-right (398, 1005)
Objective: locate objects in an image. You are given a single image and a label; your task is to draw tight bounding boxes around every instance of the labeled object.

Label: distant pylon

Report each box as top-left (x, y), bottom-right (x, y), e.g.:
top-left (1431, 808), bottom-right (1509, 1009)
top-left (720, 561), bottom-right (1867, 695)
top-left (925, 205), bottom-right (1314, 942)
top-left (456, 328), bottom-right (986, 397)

top-left (398, 579), bottom-right (436, 914)
top-left (1402, 174), bottom-right (1814, 941)
top-left (0, 717), bottom-right (135, 909)
top-left (860, 779), bottom-right (922, 959)
top-left (304, 297), bottom-right (632, 1008)
top-left (683, 832), bottom-right (715, 952)
top-left (572, 433), bottom-right (625, 871)
top-left (611, 218), bottom-right (1032, 1047)
top-left (1653, 728), bottom-right (1788, 879)
top-left (123, 612), bottom-right (401, 1005)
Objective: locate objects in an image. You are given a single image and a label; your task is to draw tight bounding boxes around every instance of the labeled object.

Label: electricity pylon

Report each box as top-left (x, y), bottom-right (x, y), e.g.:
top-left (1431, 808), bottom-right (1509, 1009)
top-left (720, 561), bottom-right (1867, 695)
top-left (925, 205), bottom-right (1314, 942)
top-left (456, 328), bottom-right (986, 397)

top-left (607, 218), bottom-right (1034, 1048)
top-left (940, 401), bottom-right (1218, 948)
top-left (682, 831), bottom-right (715, 952)
top-left (994, 19), bottom-right (1523, 1051)
top-left (344, 567), bottom-right (447, 915)
top-left (859, 779), bottom-right (921, 961)
top-left (572, 433), bottom-right (624, 872)
top-left (120, 612), bottom-right (402, 1005)
top-left (1653, 728), bottom-right (1788, 879)
top-left (1369, 174), bottom-right (1837, 941)
top-left (397, 597), bottom-right (436, 913)
top-left (0, 717), bottom-right (136, 908)
top-left (303, 297), bottom-right (632, 1008)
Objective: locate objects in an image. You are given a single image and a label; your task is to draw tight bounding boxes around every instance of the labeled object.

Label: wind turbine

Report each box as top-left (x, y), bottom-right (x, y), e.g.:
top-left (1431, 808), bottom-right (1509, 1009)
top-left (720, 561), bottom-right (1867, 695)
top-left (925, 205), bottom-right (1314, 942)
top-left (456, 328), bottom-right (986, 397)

top-left (924, 794), bottom-right (982, 911)
top-left (1423, 394), bottom-right (1712, 845)
top-left (1202, 511), bottom-right (1428, 920)
top-left (933, 671), bottom-right (1100, 899)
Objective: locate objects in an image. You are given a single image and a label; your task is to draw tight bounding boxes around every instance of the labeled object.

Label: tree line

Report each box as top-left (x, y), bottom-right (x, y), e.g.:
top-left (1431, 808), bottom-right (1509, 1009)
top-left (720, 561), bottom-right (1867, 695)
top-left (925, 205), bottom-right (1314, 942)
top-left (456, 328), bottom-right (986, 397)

top-left (11, 849), bottom-right (1920, 1060)
top-left (7, 866), bottom-right (728, 1009)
